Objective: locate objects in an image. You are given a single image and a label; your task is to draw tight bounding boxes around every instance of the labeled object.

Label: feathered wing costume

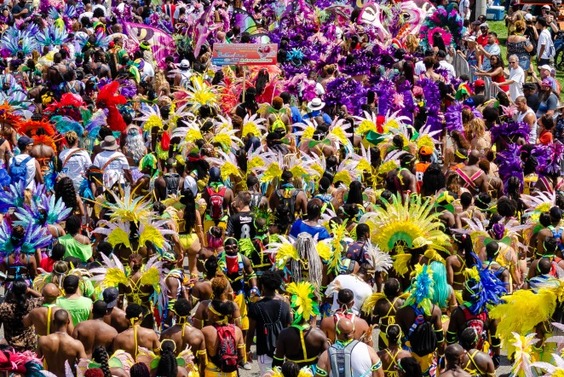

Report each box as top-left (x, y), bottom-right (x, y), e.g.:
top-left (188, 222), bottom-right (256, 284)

top-left (489, 279), bottom-right (564, 357)
top-left (90, 253), bottom-right (163, 306)
top-left (96, 81), bottom-right (127, 133)
top-left (13, 195), bottom-right (72, 228)
top-left (93, 187), bottom-right (175, 253)
top-left (361, 194), bottom-right (451, 276)
top-left (0, 220), bottom-right (51, 264)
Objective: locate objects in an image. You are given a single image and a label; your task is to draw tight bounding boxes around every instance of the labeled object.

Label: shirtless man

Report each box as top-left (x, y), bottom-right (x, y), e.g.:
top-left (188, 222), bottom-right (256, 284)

top-left (320, 289), bottom-right (372, 346)
top-left (102, 287), bottom-right (129, 333)
top-left (30, 129), bottom-right (56, 178)
top-left (37, 310), bottom-right (87, 377)
top-left (370, 279), bottom-right (404, 351)
top-left (112, 303), bottom-right (160, 359)
top-left (316, 318), bottom-right (384, 377)
top-left (441, 344), bottom-right (471, 377)
top-left (160, 298), bottom-right (207, 375)
top-left (449, 150), bottom-right (488, 195)
top-left (72, 301), bottom-right (118, 358)
top-left (23, 283), bottom-right (72, 336)
top-left (0, 131), bottom-right (11, 169)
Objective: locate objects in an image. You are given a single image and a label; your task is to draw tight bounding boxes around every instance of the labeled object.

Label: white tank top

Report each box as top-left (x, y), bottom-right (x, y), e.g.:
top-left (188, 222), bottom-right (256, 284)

top-left (516, 109), bottom-right (536, 141)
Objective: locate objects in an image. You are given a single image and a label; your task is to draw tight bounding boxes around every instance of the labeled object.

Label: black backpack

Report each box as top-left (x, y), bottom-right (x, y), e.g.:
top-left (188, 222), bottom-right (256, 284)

top-left (275, 188), bottom-right (299, 225)
top-left (408, 306), bottom-right (437, 357)
top-left (163, 173), bottom-right (180, 196)
top-left (255, 300), bottom-right (284, 357)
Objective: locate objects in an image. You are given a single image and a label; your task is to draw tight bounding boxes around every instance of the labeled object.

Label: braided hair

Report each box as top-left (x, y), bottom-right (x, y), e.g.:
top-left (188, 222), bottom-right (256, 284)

top-left (92, 346), bottom-right (111, 377)
top-left (10, 279), bottom-right (28, 331)
top-left (55, 176), bottom-right (78, 213)
top-left (156, 339), bottom-right (178, 377)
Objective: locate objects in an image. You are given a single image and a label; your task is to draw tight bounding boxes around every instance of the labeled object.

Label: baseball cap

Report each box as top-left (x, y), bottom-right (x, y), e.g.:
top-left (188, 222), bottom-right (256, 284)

top-left (464, 35), bottom-right (477, 42)
top-left (17, 136), bottom-right (33, 149)
top-left (419, 146), bottom-right (433, 156)
top-left (542, 4), bottom-right (551, 9)
top-left (103, 287), bottom-right (119, 309)
top-left (480, 22), bottom-right (489, 28)
top-left (525, 13), bottom-right (534, 21)
top-left (539, 64), bottom-right (552, 71)
top-left (474, 79), bottom-right (486, 88)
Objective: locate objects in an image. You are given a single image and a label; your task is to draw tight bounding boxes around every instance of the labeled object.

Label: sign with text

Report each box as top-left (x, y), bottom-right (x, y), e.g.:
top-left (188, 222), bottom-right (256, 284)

top-left (212, 43), bottom-right (278, 66)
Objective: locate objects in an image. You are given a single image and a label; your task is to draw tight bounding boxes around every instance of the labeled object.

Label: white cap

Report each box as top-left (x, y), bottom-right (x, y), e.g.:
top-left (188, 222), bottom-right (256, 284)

top-left (539, 64), bottom-right (552, 71)
top-left (179, 59), bottom-right (190, 69)
top-left (184, 176), bottom-right (198, 196)
top-left (479, 22), bottom-right (489, 28)
top-left (525, 14), bottom-right (533, 21)
top-left (543, 4), bottom-right (551, 9)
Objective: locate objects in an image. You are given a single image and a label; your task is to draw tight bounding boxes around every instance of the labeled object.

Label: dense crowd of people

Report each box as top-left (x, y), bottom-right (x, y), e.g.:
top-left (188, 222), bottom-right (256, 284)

top-left (0, 0), bottom-right (564, 376)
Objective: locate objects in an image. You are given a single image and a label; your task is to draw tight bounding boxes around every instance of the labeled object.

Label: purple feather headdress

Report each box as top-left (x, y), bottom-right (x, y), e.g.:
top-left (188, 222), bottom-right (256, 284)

top-left (490, 120), bottom-right (530, 144)
top-left (495, 143), bottom-right (524, 193)
top-left (374, 78), bottom-right (395, 116)
top-left (420, 78), bottom-right (443, 133)
top-left (538, 141), bottom-right (564, 177)
top-left (444, 102), bottom-right (464, 133)
top-left (324, 76), bottom-right (367, 116)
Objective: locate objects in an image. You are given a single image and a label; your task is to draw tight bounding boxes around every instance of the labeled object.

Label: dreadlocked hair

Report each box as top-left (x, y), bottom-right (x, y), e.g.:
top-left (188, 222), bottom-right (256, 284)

top-left (156, 340), bottom-right (178, 377)
top-left (92, 346), bottom-right (111, 377)
top-left (293, 233), bottom-right (323, 288)
top-left (55, 176), bottom-right (78, 213)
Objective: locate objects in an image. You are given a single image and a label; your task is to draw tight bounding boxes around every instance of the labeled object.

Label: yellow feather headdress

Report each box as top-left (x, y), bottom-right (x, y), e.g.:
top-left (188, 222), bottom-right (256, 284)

top-left (362, 194), bottom-right (451, 255)
top-left (286, 281), bottom-right (320, 325)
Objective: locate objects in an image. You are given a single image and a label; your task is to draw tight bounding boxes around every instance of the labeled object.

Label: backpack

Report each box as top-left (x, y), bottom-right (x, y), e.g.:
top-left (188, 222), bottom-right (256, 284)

top-left (9, 156), bottom-right (32, 185)
top-left (163, 173), bottom-right (180, 197)
top-left (408, 306), bottom-right (437, 357)
top-left (215, 324), bottom-right (239, 372)
top-left (275, 188), bottom-right (299, 224)
top-left (207, 186), bottom-right (227, 221)
top-left (328, 340), bottom-right (360, 377)
top-left (461, 306), bottom-right (487, 349)
top-left (255, 300), bottom-right (284, 357)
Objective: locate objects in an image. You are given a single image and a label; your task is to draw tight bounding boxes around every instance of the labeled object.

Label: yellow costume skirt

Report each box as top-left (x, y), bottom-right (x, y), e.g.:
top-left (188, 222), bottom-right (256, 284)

top-left (179, 233), bottom-right (200, 252)
top-left (233, 293), bottom-right (249, 330)
top-left (205, 362), bottom-right (238, 377)
top-left (412, 352), bottom-right (434, 375)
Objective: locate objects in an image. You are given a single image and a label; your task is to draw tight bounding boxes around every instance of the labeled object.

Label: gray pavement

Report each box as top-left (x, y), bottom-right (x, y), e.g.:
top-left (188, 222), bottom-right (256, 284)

top-left (239, 331), bottom-right (514, 377)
